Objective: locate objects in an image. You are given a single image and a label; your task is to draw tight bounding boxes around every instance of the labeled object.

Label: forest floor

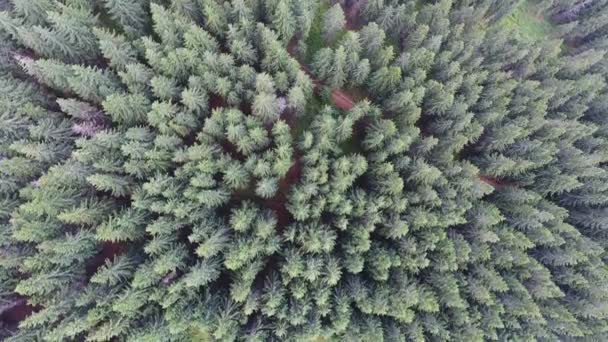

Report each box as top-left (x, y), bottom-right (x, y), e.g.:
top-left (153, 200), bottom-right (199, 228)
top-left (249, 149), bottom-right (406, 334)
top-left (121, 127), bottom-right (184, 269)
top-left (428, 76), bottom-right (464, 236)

top-left (344, 0), bottom-right (367, 30)
top-left (0, 297), bottom-right (36, 332)
top-left (331, 88), bottom-right (355, 110)
top-left (479, 175), bottom-right (511, 189)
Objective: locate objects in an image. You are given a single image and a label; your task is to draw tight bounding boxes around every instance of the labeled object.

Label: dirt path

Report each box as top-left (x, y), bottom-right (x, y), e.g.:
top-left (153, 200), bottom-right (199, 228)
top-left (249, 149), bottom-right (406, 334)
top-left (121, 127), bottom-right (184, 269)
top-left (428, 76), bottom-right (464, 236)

top-left (331, 89), bottom-right (356, 110)
top-left (479, 175), bottom-right (514, 189)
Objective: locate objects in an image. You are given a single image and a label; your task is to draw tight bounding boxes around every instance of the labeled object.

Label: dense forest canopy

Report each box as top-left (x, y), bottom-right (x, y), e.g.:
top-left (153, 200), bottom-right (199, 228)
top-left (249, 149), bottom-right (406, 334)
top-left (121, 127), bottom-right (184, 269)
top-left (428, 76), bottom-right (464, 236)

top-left (1, 0), bottom-right (608, 340)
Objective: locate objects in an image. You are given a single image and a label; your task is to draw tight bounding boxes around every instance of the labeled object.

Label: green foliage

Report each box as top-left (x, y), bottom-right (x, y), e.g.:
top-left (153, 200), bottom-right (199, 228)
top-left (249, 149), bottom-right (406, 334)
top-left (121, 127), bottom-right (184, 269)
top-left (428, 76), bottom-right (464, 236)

top-left (6, 2), bottom-right (100, 62)
top-left (102, 0), bottom-right (149, 36)
top-left (0, 0), bottom-right (608, 341)
top-left (322, 4), bottom-right (346, 44)
top-left (304, 1), bottom-right (330, 63)
top-left (102, 92), bottom-right (150, 125)
top-left (498, 1), bottom-right (557, 42)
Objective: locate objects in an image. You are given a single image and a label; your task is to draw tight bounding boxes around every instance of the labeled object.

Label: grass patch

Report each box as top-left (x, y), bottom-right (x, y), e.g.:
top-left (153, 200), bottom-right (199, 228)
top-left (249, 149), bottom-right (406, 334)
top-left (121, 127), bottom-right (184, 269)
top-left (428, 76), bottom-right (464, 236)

top-left (498, 1), bottom-right (556, 42)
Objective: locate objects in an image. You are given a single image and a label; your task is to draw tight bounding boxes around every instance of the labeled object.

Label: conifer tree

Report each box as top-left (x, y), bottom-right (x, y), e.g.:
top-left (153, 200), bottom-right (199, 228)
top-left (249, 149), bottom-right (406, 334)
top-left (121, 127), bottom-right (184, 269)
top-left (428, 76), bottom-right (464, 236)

top-left (272, 0), bottom-right (296, 44)
top-left (0, 0), bottom-right (607, 340)
top-left (322, 4), bottom-right (345, 44)
top-left (102, 0), bottom-right (149, 36)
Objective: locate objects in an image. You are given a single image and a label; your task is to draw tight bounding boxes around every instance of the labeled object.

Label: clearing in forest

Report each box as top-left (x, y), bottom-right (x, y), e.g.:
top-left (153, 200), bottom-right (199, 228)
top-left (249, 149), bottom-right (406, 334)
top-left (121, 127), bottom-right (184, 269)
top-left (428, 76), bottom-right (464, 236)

top-left (499, 1), bottom-right (557, 42)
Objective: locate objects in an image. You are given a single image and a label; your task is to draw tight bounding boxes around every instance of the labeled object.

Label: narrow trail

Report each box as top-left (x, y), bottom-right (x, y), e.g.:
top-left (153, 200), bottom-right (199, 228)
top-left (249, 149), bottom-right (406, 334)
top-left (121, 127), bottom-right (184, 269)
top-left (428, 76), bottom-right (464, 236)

top-left (331, 89), bottom-right (356, 110)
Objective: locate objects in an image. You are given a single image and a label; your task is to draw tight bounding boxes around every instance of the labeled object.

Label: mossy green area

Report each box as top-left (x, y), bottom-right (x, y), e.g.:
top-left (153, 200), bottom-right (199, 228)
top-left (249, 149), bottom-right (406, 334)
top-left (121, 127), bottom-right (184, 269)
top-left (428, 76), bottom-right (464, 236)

top-left (499, 1), bottom-right (557, 42)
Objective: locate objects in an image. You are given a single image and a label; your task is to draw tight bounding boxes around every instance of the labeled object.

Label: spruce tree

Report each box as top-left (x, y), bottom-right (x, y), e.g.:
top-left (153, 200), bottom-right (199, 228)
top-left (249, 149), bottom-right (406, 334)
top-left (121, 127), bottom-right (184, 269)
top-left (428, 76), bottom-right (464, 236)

top-left (0, 0), bottom-right (607, 340)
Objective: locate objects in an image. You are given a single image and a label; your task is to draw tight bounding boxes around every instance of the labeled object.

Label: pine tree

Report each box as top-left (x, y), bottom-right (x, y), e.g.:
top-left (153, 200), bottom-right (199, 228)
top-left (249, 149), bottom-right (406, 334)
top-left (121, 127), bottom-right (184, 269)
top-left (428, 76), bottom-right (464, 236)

top-left (103, 0), bottom-right (149, 36)
top-left (253, 92), bottom-right (280, 123)
top-left (102, 93), bottom-right (150, 125)
top-left (323, 4), bottom-right (345, 44)
top-left (0, 0), bottom-right (608, 340)
top-left (272, 0), bottom-right (296, 44)
top-left (10, 0), bottom-right (54, 25)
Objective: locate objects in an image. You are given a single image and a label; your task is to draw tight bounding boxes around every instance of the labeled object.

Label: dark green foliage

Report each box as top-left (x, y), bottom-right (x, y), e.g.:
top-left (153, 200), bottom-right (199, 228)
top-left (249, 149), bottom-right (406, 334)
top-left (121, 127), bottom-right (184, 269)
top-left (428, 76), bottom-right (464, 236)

top-left (102, 0), bottom-right (149, 37)
top-left (0, 0), bottom-right (608, 341)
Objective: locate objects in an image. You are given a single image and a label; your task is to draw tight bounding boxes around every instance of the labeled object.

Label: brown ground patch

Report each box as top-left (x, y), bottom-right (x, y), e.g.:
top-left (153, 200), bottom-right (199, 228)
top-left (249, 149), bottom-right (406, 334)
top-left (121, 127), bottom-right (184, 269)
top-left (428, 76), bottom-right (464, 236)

top-left (343, 0), bottom-right (368, 30)
top-left (85, 241), bottom-right (128, 277)
top-left (479, 175), bottom-right (512, 189)
top-left (209, 94), bottom-right (227, 110)
top-left (331, 89), bottom-right (356, 110)
top-left (0, 297), bottom-right (40, 329)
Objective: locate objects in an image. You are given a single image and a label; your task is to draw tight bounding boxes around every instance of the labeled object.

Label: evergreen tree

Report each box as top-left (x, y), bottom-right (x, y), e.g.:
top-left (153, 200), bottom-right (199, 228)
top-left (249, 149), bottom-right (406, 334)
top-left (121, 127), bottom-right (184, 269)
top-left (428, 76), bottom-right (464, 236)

top-left (102, 0), bottom-right (149, 36)
top-left (322, 4), bottom-right (345, 44)
top-left (0, 0), bottom-right (607, 340)
top-left (272, 0), bottom-right (296, 44)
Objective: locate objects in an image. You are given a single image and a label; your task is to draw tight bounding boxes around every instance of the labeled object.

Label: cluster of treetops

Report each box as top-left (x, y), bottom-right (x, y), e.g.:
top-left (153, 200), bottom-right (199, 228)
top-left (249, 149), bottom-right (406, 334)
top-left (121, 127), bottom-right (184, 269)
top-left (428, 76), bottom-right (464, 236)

top-left (1, 0), bottom-right (608, 340)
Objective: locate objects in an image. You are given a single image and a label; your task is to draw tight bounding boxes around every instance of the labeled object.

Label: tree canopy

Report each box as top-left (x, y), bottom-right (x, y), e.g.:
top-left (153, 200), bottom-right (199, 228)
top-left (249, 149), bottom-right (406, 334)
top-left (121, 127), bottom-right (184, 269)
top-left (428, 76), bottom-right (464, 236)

top-left (1, 0), bottom-right (608, 341)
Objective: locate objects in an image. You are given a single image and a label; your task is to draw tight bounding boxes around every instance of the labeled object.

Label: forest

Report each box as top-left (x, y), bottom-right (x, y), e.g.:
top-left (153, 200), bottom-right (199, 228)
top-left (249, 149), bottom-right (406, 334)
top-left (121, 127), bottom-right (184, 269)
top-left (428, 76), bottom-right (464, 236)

top-left (1, 0), bottom-right (608, 340)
